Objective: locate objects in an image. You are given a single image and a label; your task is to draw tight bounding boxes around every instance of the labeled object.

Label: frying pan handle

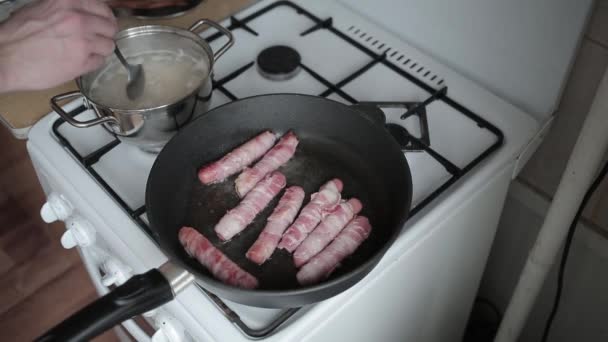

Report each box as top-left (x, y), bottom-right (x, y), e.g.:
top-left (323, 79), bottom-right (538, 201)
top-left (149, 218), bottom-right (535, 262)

top-left (35, 268), bottom-right (176, 342)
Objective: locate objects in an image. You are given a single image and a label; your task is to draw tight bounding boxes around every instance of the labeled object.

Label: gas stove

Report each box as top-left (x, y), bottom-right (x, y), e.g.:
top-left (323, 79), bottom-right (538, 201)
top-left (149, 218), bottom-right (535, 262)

top-left (26, 0), bottom-right (543, 341)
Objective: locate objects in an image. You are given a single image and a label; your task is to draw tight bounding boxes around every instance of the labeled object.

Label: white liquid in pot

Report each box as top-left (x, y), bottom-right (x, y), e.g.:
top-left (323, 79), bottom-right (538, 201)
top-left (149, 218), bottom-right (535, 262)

top-left (89, 50), bottom-right (209, 109)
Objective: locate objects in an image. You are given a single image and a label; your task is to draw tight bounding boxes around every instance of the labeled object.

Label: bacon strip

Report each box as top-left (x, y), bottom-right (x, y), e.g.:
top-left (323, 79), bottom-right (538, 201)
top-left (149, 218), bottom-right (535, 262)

top-left (277, 179), bottom-right (343, 252)
top-left (214, 171), bottom-right (286, 241)
top-left (235, 131), bottom-right (299, 198)
top-left (198, 131), bottom-right (277, 185)
top-left (293, 198), bottom-right (363, 267)
top-left (178, 227), bottom-right (258, 289)
top-left (296, 216), bottom-right (372, 286)
top-left (246, 186), bottom-right (305, 265)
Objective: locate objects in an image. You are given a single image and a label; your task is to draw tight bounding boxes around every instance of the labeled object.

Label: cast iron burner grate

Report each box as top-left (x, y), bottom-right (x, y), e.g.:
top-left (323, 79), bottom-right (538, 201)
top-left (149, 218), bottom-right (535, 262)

top-left (51, 1), bottom-right (504, 339)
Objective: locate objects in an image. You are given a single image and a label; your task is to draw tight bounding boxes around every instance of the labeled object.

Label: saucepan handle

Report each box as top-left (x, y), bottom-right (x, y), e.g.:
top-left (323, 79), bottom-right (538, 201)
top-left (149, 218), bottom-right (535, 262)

top-left (35, 264), bottom-right (194, 342)
top-left (188, 18), bottom-right (235, 61)
top-left (50, 91), bottom-right (120, 128)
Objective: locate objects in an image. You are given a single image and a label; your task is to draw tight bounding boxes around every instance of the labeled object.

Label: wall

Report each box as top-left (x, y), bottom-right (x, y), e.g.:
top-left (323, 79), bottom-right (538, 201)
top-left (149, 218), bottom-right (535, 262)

top-left (478, 0), bottom-right (608, 341)
top-left (518, 0), bottom-right (608, 234)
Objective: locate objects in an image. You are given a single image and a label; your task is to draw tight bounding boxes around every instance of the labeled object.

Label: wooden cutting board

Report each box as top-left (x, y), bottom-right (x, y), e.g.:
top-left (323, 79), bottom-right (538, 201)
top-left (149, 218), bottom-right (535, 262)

top-left (0, 0), bottom-right (254, 137)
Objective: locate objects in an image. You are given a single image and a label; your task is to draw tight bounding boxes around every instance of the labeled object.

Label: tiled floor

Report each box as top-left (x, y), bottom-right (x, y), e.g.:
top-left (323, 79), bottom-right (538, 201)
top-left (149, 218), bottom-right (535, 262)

top-left (0, 126), bottom-right (119, 341)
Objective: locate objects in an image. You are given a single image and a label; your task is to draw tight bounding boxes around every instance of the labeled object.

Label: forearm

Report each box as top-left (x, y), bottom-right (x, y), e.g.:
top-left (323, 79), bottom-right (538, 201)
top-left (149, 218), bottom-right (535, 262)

top-left (0, 19), bottom-right (14, 93)
top-left (0, 19), bottom-right (20, 95)
top-left (0, 19), bottom-right (10, 46)
top-left (0, 52), bottom-right (15, 94)
top-left (0, 68), bottom-right (13, 94)
top-left (0, 0), bottom-right (22, 44)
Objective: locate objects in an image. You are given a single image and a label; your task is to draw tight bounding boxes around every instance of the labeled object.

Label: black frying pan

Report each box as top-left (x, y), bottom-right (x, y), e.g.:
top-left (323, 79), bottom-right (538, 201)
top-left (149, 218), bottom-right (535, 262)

top-left (37, 94), bottom-right (412, 341)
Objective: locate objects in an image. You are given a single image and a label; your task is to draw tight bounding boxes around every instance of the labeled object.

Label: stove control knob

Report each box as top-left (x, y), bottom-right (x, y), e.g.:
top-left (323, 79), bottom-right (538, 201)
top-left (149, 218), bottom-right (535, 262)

top-left (40, 193), bottom-right (74, 223)
top-left (61, 215), bottom-right (96, 249)
top-left (152, 311), bottom-right (191, 342)
top-left (101, 258), bottom-right (132, 287)
top-left (101, 274), bottom-right (117, 287)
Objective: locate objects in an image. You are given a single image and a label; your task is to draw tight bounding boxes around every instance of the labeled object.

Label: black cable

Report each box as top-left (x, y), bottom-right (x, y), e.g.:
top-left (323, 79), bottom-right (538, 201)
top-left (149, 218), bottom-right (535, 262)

top-left (540, 159), bottom-right (608, 342)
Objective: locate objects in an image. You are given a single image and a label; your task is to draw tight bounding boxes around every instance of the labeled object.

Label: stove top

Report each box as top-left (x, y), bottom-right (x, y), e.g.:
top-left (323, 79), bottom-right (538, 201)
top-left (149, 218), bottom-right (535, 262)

top-left (48, 0), bottom-right (503, 338)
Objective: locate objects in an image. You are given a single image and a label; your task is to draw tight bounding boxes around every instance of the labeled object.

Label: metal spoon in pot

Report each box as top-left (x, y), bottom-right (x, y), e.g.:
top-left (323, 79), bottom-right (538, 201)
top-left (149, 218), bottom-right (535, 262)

top-left (114, 46), bottom-right (145, 100)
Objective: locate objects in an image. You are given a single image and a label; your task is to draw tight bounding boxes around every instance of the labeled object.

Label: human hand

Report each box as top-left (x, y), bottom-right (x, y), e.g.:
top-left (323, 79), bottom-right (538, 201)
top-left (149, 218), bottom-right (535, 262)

top-left (0, 0), bottom-right (119, 93)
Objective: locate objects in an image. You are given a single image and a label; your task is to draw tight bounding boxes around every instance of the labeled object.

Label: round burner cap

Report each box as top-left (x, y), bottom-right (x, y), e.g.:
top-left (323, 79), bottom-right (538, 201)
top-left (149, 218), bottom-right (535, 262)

top-left (257, 45), bottom-right (302, 81)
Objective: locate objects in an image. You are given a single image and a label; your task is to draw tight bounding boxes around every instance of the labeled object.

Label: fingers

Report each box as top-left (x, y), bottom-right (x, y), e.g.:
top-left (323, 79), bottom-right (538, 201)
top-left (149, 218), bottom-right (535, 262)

top-left (67, 36), bottom-right (113, 76)
top-left (77, 0), bottom-right (118, 24)
top-left (53, 9), bottom-right (118, 40)
top-left (78, 37), bottom-right (113, 76)
top-left (82, 54), bottom-right (107, 74)
top-left (88, 35), bottom-right (116, 56)
top-left (78, 10), bottom-right (118, 39)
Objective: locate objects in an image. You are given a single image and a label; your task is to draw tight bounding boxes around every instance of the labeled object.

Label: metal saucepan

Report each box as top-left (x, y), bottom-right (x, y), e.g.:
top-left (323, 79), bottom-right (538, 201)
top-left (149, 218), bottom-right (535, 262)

top-left (37, 94), bottom-right (413, 341)
top-left (50, 19), bottom-right (233, 153)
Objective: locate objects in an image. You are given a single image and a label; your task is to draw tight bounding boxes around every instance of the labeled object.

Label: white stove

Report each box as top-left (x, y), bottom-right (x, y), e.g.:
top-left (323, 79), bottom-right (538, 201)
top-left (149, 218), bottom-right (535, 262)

top-left (24, 0), bottom-right (590, 341)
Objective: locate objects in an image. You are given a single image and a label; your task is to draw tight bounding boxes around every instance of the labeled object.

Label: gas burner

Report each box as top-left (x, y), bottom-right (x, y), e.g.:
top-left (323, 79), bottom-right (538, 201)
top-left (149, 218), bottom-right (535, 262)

top-left (351, 103), bottom-right (387, 126)
top-left (352, 103), bottom-right (420, 150)
top-left (256, 45), bottom-right (302, 81)
top-left (385, 124), bottom-right (412, 149)
top-left (355, 101), bottom-right (432, 152)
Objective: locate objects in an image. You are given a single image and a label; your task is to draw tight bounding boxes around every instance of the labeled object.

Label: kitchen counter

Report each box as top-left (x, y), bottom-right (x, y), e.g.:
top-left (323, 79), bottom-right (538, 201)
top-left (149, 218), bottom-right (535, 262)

top-left (0, 0), bottom-right (254, 139)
